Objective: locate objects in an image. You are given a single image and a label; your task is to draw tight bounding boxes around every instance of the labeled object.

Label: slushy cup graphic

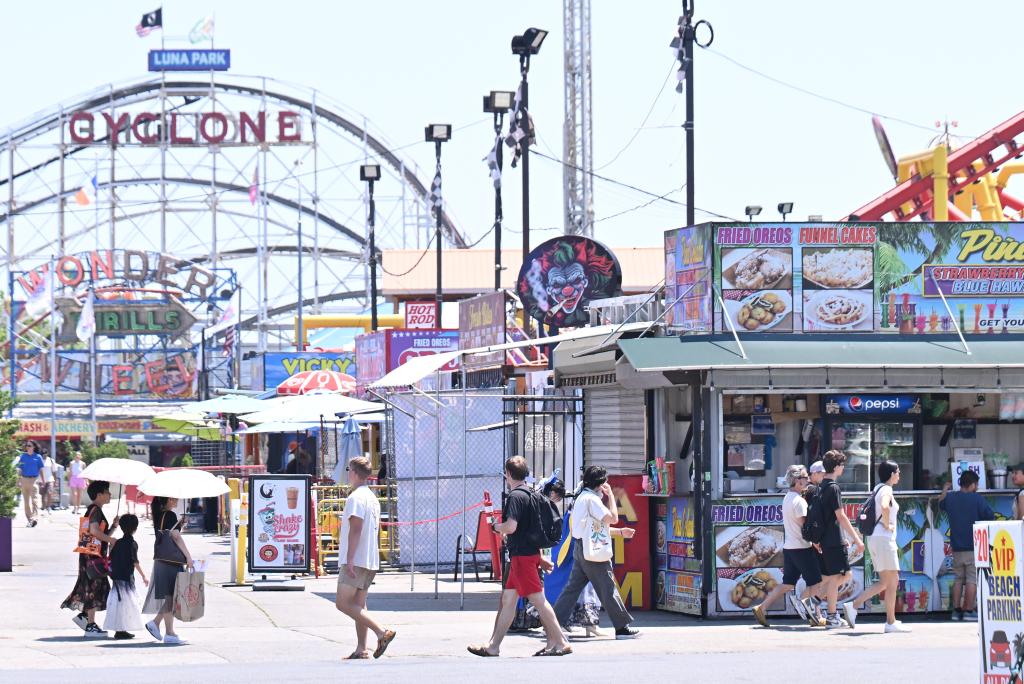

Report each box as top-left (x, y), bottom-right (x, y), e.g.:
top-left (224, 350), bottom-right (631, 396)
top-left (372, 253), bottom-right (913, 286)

top-left (286, 487), bottom-right (299, 510)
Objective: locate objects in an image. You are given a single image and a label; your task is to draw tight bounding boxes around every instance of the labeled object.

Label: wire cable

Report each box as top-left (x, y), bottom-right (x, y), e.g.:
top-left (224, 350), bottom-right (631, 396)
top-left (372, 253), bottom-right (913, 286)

top-left (594, 63), bottom-right (676, 172)
top-left (377, 232), bottom-right (435, 277)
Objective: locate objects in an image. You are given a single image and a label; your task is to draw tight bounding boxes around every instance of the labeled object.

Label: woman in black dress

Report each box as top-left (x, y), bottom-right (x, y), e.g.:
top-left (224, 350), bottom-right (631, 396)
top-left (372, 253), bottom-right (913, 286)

top-left (141, 496), bottom-right (194, 644)
top-left (61, 480), bottom-right (118, 637)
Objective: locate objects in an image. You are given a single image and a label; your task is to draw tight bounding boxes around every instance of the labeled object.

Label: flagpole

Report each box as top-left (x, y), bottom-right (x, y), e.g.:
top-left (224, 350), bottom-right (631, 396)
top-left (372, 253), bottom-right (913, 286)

top-left (91, 157), bottom-right (98, 443)
top-left (48, 256), bottom-right (57, 465)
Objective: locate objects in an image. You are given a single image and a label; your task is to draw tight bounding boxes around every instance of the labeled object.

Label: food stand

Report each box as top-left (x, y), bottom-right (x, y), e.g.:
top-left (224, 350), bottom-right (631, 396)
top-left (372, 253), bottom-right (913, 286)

top-left (605, 221), bottom-right (1024, 618)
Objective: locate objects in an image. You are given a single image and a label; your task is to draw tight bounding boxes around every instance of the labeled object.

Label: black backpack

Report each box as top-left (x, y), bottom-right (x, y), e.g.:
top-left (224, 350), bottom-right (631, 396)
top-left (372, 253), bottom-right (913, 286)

top-left (856, 485), bottom-right (883, 536)
top-left (801, 484), bottom-right (828, 544)
top-left (525, 488), bottom-right (563, 549)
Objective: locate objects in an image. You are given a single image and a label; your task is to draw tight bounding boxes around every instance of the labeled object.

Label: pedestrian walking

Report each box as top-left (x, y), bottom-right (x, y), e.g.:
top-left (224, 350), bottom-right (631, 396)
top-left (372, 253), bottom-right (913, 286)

top-left (552, 465), bottom-right (639, 639)
top-left (843, 461), bottom-right (910, 633)
top-left (68, 451), bottom-right (87, 514)
top-left (103, 514), bottom-right (149, 639)
top-left (544, 480), bottom-right (602, 637)
top-left (61, 480), bottom-right (118, 637)
top-left (334, 456), bottom-right (396, 660)
top-left (468, 456), bottom-right (572, 657)
top-left (142, 496), bottom-right (193, 645)
top-left (817, 450), bottom-right (864, 629)
top-left (16, 441), bottom-right (44, 526)
top-left (808, 461), bottom-right (825, 486)
top-left (39, 450), bottom-right (56, 513)
top-left (937, 469), bottom-right (993, 621)
top-left (752, 465), bottom-right (826, 628)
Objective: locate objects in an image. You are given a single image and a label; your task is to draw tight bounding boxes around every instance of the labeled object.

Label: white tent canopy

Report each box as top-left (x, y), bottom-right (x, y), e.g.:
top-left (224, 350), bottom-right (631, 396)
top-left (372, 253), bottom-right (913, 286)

top-left (241, 393), bottom-right (382, 424)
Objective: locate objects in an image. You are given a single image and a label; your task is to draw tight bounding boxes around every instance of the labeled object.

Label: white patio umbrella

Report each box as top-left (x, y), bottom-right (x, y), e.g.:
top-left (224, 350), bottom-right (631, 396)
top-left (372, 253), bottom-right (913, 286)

top-left (139, 469), bottom-right (230, 498)
top-left (189, 394), bottom-right (269, 415)
top-left (241, 393), bottom-right (381, 424)
top-left (80, 457), bottom-right (156, 486)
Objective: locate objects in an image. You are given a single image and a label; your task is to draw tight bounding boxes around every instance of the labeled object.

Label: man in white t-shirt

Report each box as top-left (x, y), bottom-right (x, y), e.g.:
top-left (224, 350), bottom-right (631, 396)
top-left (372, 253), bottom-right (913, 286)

top-left (752, 464), bottom-right (826, 628)
top-left (39, 452), bottom-right (56, 513)
top-left (334, 456), bottom-right (396, 660)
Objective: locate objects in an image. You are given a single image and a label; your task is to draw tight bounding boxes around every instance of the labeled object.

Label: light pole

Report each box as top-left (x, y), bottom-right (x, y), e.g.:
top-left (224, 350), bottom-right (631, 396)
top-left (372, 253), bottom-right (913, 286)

top-left (671, 2), bottom-right (713, 226)
top-left (483, 90), bottom-right (514, 290)
top-left (360, 163), bottom-right (382, 330)
top-left (295, 159), bottom-right (303, 351)
top-left (510, 28), bottom-right (547, 262)
top-left (425, 124), bottom-right (452, 323)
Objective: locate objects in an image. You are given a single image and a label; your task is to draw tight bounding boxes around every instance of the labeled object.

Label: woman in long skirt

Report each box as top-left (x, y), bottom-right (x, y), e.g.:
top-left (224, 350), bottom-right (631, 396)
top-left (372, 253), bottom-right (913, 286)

top-left (142, 497), bottom-right (194, 645)
top-left (61, 480), bottom-right (118, 637)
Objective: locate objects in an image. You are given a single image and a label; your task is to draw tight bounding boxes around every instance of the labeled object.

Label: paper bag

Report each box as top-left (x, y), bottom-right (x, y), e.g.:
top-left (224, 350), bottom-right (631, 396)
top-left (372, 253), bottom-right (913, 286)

top-left (73, 516), bottom-right (103, 556)
top-left (173, 570), bottom-right (205, 622)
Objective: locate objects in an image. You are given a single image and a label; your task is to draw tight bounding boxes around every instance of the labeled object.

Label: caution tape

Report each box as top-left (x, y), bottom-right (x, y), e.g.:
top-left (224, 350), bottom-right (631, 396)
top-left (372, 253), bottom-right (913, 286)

top-left (380, 500), bottom-right (485, 527)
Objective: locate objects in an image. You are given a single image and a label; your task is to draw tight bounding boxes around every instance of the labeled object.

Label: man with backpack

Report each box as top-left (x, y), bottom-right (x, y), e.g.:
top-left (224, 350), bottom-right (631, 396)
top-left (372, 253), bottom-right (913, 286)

top-left (811, 450), bottom-right (864, 628)
top-left (468, 456), bottom-right (572, 657)
top-left (552, 465), bottom-right (639, 639)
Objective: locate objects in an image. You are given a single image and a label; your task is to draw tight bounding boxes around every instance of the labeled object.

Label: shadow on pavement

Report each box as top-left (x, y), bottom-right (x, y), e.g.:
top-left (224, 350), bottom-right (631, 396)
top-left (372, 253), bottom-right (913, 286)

top-left (312, 591), bottom-right (498, 612)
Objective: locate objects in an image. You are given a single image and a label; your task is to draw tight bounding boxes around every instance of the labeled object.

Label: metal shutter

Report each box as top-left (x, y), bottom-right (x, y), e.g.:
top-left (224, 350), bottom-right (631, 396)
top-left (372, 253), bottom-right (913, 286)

top-left (584, 387), bottom-right (646, 475)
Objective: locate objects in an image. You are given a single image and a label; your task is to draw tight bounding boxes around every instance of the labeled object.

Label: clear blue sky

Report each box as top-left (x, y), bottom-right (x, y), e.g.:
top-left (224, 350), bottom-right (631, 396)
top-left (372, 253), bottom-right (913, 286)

top-left (3, 0), bottom-right (1023, 252)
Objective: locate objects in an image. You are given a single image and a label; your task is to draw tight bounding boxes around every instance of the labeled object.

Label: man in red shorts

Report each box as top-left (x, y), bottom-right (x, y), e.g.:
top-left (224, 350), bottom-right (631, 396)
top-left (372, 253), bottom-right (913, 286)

top-left (468, 456), bottom-right (572, 657)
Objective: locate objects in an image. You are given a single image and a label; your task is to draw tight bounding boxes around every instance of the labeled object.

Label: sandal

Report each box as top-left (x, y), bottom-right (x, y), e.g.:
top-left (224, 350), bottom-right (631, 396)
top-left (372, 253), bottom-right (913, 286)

top-left (373, 629), bottom-right (397, 659)
top-left (467, 644), bottom-right (499, 657)
top-left (344, 651), bottom-right (370, 660)
top-left (534, 645), bottom-right (573, 657)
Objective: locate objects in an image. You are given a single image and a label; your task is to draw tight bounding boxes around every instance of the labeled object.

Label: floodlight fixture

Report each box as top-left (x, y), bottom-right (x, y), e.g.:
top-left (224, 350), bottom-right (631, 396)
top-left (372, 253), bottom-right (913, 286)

top-left (483, 90), bottom-right (515, 113)
top-left (511, 28), bottom-right (548, 56)
top-left (359, 163), bottom-right (381, 182)
top-left (777, 202), bottom-right (794, 221)
top-left (424, 124), bottom-right (452, 143)
top-left (744, 205), bottom-right (762, 221)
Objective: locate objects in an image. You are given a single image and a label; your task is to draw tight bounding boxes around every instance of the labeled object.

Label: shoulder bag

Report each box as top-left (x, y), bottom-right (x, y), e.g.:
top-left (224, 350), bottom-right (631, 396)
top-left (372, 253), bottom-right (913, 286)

top-left (154, 512), bottom-right (187, 565)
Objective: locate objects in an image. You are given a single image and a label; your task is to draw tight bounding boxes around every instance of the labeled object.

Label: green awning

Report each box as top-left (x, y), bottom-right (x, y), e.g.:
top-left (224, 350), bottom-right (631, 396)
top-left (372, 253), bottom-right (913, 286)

top-left (617, 337), bottom-right (1024, 372)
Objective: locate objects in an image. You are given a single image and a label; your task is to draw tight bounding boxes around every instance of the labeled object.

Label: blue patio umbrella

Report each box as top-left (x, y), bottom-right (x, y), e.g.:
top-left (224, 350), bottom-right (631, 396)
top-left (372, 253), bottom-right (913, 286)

top-left (332, 417), bottom-right (363, 483)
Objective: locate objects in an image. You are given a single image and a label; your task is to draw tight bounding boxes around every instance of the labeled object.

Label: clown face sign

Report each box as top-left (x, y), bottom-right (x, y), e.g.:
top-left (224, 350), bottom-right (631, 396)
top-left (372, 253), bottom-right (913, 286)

top-left (516, 236), bottom-right (623, 328)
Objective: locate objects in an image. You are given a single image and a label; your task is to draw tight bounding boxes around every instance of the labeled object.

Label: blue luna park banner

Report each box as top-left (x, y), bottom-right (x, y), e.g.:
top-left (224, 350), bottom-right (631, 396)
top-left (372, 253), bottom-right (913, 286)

top-left (262, 351), bottom-right (356, 390)
top-left (148, 49), bottom-right (231, 71)
top-left (665, 222), bottom-right (1024, 335)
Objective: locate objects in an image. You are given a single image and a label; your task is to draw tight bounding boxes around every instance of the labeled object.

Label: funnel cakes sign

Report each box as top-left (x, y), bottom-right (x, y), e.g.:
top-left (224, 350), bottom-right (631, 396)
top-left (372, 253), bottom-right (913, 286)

top-left (516, 236), bottom-right (623, 328)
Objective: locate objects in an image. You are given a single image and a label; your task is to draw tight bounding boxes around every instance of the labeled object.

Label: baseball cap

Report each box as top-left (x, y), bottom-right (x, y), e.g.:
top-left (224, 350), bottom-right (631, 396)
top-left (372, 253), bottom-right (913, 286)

top-left (809, 461), bottom-right (825, 474)
top-left (288, 440), bottom-right (299, 450)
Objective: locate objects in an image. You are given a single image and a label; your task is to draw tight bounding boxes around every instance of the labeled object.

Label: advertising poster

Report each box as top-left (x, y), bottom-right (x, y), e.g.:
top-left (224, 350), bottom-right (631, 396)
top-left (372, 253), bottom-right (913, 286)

top-left (608, 475), bottom-right (651, 610)
top-left (664, 225), bottom-right (713, 332)
top-left (975, 520), bottom-right (1024, 683)
top-left (248, 475), bottom-right (311, 574)
top-left (459, 292), bottom-right (506, 369)
top-left (388, 329), bottom-right (459, 371)
top-left (263, 351), bottom-right (356, 389)
top-left (654, 497), bottom-right (702, 615)
top-left (682, 222), bottom-right (1024, 335)
top-left (354, 331), bottom-right (388, 385)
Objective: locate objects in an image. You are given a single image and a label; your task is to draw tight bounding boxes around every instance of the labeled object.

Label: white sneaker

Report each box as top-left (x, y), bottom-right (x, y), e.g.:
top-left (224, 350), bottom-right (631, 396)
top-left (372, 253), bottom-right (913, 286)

top-left (824, 614), bottom-right (845, 630)
top-left (884, 622), bottom-right (911, 633)
top-left (788, 594), bottom-right (809, 621)
top-left (145, 620), bottom-right (162, 641)
top-left (842, 602), bottom-right (858, 629)
top-left (163, 634), bottom-right (187, 645)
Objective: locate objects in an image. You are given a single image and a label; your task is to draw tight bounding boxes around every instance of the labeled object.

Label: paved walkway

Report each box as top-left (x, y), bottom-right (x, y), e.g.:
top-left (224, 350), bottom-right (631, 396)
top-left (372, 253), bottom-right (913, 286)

top-left (0, 503), bottom-right (980, 682)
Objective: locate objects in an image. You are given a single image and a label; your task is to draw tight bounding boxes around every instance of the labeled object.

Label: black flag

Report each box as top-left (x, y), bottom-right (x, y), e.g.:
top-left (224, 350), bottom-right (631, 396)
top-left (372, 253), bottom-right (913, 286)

top-left (136, 8), bottom-right (163, 37)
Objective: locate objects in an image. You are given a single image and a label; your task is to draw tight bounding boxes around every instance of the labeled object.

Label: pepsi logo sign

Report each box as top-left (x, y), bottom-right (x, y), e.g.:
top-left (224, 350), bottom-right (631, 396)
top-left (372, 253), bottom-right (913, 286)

top-left (842, 395), bottom-right (910, 413)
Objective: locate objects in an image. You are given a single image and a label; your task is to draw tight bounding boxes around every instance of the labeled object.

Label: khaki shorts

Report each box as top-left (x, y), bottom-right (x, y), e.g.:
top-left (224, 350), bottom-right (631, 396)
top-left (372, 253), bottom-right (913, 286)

top-left (952, 551), bottom-right (977, 585)
top-left (338, 566), bottom-right (377, 591)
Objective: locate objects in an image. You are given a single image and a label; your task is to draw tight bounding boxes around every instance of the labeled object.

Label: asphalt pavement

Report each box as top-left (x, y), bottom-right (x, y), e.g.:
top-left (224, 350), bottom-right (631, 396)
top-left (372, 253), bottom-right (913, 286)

top-left (0, 502), bottom-right (981, 683)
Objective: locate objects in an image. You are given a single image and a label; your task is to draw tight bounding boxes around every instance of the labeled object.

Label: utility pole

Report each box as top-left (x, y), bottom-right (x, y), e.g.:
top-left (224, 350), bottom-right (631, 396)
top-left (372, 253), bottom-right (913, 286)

top-left (673, 1), bottom-right (713, 227)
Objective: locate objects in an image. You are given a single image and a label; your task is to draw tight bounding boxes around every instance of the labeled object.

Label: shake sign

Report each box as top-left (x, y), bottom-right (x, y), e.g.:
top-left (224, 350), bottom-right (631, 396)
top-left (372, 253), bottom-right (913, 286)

top-left (405, 302), bottom-right (437, 329)
top-left (975, 521), bottom-right (1024, 683)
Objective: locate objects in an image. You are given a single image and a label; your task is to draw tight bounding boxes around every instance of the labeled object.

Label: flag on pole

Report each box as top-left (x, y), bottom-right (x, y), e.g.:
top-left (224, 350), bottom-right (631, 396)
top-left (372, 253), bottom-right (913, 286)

top-left (428, 159), bottom-right (442, 217)
top-left (74, 175), bottom-right (98, 206)
top-left (25, 269), bottom-right (52, 319)
top-left (189, 15), bottom-right (214, 44)
top-left (249, 166), bottom-right (259, 205)
top-left (75, 289), bottom-right (96, 342)
top-left (136, 8), bottom-right (163, 37)
top-left (505, 84), bottom-right (535, 169)
top-left (484, 132), bottom-right (503, 190)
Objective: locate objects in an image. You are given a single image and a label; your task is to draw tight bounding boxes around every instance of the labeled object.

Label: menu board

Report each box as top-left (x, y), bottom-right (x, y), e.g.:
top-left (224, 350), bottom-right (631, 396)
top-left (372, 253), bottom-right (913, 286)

top-left (664, 225), bottom-right (713, 332)
top-left (667, 222), bottom-right (1024, 335)
top-left (459, 292), bottom-right (506, 369)
top-left (654, 496), bottom-right (702, 616)
top-left (248, 474), bottom-right (311, 574)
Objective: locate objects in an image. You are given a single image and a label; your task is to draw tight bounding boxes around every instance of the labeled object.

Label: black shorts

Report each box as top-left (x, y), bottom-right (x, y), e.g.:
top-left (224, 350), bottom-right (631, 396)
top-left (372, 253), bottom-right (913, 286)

top-left (820, 545), bottom-right (850, 576)
top-left (782, 548), bottom-right (823, 587)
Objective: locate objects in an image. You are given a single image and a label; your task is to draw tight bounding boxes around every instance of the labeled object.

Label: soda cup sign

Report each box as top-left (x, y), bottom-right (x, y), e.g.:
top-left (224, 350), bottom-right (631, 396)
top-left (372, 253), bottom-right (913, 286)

top-left (405, 302), bottom-right (437, 329)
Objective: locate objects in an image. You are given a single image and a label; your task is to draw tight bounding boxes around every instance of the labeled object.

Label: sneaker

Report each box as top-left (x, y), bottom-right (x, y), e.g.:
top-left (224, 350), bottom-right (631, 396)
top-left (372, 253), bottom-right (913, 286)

top-left (842, 602), bottom-right (858, 629)
top-left (963, 611), bottom-right (978, 622)
top-left (804, 600), bottom-right (826, 627)
top-left (951, 609), bottom-right (963, 621)
top-left (884, 622), bottom-right (912, 633)
top-left (752, 604), bottom-right (770, 628)
top-left (614, 627), bottom-right (639, 639)
top-left (788, 594), bottom-right (809, 621)
top-left (163, 634), bottom-right (187, 645)
top-left (72, 613), bottom-right (89, 630)
top-left (825, 614), bottom-right (846, 630)
top-left (82, 623), bottom-right (107, 638)
top-left (114, 631), bottom-right (135, 640)
top-left (145, 620), bottom-right (162, 641)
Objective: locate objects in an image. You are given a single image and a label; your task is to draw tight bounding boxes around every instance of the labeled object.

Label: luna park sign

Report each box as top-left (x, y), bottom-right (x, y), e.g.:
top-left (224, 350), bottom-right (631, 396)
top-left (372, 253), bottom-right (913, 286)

top-left (67, 110), bottom-right (303, 146)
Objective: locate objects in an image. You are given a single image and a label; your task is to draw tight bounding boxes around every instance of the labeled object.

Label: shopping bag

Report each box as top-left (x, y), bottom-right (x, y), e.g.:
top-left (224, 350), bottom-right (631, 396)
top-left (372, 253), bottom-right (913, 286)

top-left (73, 515), bottom-right (103, 557)
top-left (173, 570), bottom-right (206, 622)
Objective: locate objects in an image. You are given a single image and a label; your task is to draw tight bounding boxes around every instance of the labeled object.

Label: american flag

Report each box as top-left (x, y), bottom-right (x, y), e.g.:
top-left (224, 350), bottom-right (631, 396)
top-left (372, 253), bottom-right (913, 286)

top-left (428, 158), bottom-right (442, 218)
top-left (223, 324), bottom-right (236, 360)
top-left (504, 84), bottom-right (535, 168)
top-left (136, 8), bottom-right (162, 37)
